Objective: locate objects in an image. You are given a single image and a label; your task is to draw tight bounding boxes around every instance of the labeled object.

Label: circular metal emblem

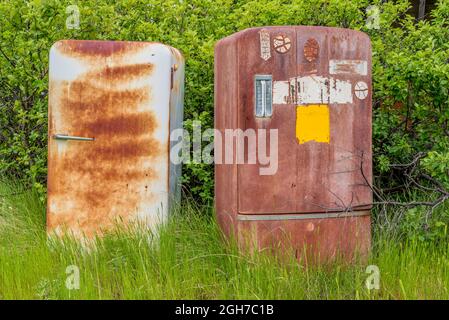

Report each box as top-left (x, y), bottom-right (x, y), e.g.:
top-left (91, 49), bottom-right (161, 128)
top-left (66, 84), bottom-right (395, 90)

top-left (304, 38), bottom-right (319, 62)
top-left (354, 81), bottom-right (369, 100)
top-left (273, 35), bottom-right (291, 54)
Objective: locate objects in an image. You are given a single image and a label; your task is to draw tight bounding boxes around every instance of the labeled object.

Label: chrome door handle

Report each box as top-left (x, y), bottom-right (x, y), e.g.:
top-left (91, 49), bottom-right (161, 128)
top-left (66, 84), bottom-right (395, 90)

top-left (53, 134), bottom-right (95, 141)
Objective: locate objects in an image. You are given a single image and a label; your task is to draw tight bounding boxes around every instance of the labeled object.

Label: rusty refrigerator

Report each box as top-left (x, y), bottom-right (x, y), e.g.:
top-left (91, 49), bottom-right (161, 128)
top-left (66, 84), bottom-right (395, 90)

top-left (215, 26), bottom-right (372, 262)
top-left (47, 40), bottom-right (184, 237)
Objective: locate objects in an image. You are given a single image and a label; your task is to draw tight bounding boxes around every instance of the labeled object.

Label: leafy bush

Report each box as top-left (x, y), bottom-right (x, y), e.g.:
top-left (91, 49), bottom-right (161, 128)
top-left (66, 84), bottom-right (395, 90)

top-left (0, 0), bottom-right (448, 206)
top-left (398, 207), bottom-right (448, 242)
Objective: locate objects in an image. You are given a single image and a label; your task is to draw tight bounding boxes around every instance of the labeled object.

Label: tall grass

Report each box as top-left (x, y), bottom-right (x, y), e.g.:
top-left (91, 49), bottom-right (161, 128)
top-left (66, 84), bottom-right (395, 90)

top-left (0, 178), bottom-right (448, 300)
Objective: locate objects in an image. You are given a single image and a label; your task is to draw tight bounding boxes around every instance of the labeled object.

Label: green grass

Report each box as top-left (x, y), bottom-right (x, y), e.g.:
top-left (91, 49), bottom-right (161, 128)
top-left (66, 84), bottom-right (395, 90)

top-left (1, 179), bottom-right (449, 300)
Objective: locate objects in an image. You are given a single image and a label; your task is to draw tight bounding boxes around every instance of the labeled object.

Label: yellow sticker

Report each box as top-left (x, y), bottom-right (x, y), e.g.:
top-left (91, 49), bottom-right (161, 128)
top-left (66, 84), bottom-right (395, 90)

top-left (296, 105), bottom-right (330, 144)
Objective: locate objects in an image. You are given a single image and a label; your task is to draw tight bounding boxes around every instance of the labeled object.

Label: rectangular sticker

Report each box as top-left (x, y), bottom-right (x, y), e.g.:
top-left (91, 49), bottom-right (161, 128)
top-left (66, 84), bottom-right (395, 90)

top-left (273, 76), bottom-right (353, 105)
top-left (329, 59), bottom-right (368, 76)
top-left (259, 30), bottom-right (271, 61)
top-left (272, 80), bottom-right (290, 104)
top-left (296, 105), bottom-right (330, 144)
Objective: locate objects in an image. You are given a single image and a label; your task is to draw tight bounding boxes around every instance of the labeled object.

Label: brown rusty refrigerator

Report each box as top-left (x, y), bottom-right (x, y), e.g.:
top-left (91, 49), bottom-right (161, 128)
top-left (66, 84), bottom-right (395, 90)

top-left (214, 26), bottom-right (372, 262)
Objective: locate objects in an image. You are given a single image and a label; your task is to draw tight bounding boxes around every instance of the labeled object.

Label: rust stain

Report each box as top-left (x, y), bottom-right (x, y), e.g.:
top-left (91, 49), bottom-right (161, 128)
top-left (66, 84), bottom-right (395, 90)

top-left (48, 42), bottom-right (163, 238)
top-left (89, 64), bottom-right (154, 85)
top-left (168, 46), bottom-right (185, 63)
top-left (334, 64), bottom-right (354, 73)
top-left (54, 40), bottom-right (147, 60)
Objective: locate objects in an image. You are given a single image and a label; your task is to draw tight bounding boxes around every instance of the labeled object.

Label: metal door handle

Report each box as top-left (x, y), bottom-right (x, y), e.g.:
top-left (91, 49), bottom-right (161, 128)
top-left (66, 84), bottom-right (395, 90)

top-left (53, 134), bottom-right (95, 141)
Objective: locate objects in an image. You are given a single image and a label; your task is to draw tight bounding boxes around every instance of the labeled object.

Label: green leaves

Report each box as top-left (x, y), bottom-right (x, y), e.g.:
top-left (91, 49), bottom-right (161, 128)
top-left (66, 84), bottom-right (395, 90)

top-left (421, 151), bottom-right (449, 188)
top-left (1, 0), bottom-right (449, 205)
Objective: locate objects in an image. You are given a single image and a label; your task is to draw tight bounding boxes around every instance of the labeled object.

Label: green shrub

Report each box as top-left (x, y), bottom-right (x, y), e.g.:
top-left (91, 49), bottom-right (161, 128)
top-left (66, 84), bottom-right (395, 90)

top-left (0, 0), bottom-right (448, 205)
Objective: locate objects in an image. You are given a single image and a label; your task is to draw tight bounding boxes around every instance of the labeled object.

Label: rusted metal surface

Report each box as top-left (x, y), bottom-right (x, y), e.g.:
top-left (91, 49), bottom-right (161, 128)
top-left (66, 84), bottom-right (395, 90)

top-left (47, 40), bottom-right (184, 237)
top-left (237, 213), bottom-right (371, 263)
top-left (215, 26), bottom-right (372, 262)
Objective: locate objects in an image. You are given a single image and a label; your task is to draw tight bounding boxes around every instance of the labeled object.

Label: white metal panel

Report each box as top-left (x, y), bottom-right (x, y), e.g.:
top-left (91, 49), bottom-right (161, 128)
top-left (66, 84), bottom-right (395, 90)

top-left (47, 40), bottom-right (184, 237)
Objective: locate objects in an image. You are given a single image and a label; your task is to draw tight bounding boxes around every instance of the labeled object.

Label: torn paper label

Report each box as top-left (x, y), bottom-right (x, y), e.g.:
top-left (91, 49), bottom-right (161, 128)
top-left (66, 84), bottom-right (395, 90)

top-left (329, 60), bottom-right (368, 76)
top-left (273, 76), bottom-right (353, 105)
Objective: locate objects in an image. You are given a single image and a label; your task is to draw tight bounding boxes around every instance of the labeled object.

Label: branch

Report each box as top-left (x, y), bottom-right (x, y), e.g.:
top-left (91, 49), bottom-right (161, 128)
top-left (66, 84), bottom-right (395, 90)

top-left (0, 46), bottom-right (16, 67)
top-left (317, 151), bottom-right (449, 213)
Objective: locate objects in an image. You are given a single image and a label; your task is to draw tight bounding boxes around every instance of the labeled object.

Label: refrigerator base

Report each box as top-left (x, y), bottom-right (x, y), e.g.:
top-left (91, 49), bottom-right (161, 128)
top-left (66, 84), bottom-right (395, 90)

top-left (220, 212), bottom-right (371, 264)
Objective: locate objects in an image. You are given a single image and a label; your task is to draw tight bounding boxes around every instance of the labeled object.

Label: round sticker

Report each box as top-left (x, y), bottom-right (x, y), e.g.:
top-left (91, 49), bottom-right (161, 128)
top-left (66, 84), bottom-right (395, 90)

top-left (354, 81), bottom-right (369, 100)
top-left (304, 38), bottom-right (319, 62)
top-left (273, 35), bottom-right (291, 54)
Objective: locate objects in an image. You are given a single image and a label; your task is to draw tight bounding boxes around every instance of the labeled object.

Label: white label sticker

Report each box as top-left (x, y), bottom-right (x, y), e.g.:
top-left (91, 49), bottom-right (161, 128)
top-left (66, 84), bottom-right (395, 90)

top-left (259, 30), bottom-right (271, 61)
top-left (273, 81), bottom-right (290, 104)
top-left (273, 76), bottom-right (353, 105)
top-left (354, 81), bottom-right (369, 100)
top-left (329, 60), bottom-right (368, 76)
